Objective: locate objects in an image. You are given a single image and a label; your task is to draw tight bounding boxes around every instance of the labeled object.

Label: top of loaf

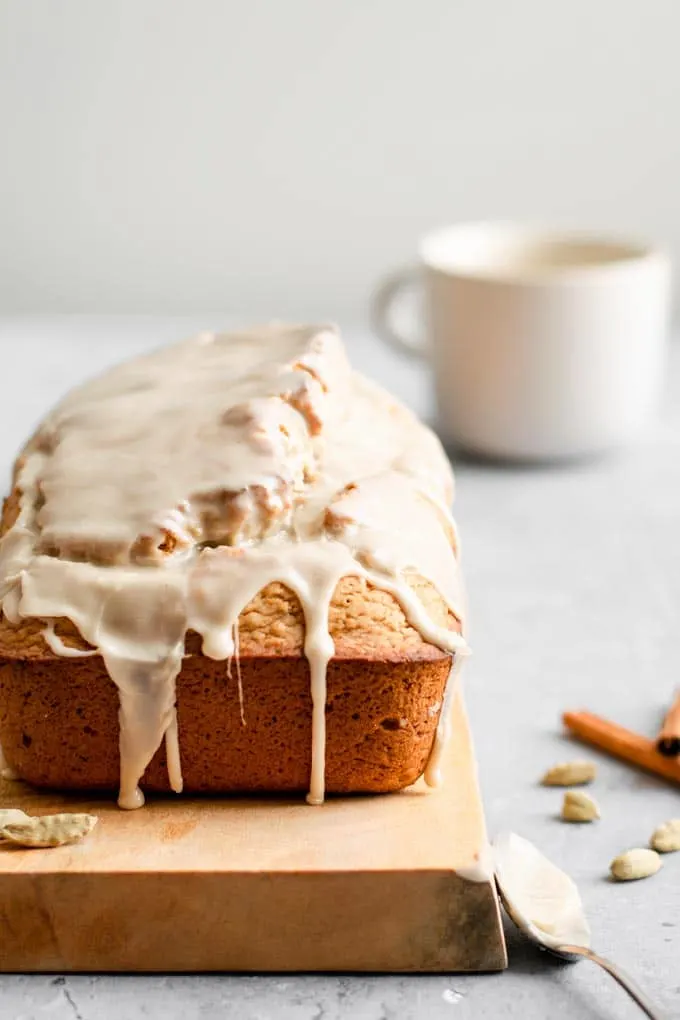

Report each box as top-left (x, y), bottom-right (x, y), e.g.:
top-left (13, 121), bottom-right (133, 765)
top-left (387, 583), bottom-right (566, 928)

top-left (17, 323), bottom-right (454, 570)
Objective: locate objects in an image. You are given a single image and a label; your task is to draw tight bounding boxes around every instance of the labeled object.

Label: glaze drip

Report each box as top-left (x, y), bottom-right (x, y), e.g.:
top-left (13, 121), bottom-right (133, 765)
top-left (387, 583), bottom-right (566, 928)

top-left (0, 324), bottom-right (468, 807)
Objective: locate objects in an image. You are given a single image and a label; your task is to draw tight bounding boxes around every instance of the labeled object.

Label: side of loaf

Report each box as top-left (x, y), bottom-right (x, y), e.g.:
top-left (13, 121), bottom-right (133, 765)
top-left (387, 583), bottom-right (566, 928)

top-left (0, 579), bottom-right (456, 794)
top-left (0, 324), bottom-right (467, 807)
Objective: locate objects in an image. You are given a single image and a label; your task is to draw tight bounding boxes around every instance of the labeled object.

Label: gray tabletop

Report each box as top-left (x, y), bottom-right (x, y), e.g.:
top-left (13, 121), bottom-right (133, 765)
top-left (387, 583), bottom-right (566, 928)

top-left (0, 317), bottom-right (678, 1020)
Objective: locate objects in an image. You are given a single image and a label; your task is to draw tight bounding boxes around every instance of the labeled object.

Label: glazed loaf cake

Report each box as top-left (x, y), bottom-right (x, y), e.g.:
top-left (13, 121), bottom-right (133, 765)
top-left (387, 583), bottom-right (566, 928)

top-left (0, 325), bottom-right (466, 808)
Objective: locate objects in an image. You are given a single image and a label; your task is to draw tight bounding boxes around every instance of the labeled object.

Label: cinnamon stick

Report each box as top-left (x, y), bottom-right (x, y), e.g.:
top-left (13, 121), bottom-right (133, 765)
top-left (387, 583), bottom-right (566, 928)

top-left (656, 690), bottom-right (680, 757)
top-left (562, 711), bottom-right (680, 786)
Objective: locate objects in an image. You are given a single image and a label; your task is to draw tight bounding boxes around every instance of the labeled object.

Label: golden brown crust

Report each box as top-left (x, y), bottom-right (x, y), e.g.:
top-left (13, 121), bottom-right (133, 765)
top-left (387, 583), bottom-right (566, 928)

top-left (0, 486), bottom-right (21, 538)
top-left (0, 574), bottom-right (453, 661)
top-left (0, 651), bottom-right (452, 794)
top-left (0, 462), bottom-right (459, 795)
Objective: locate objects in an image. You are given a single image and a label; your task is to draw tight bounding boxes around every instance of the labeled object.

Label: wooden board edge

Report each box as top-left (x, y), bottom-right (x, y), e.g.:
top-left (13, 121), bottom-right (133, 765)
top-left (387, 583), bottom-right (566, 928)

top-left (0, 868), bottom-right (507, 973)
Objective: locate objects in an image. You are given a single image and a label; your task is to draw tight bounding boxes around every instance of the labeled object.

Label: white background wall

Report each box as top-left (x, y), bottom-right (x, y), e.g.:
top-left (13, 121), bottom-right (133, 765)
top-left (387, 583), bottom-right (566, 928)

top-left (1, 0), bottom-right (679, 321)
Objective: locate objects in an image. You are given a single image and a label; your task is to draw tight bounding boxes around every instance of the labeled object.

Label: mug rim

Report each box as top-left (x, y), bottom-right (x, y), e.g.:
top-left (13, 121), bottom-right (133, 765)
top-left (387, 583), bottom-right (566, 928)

top-left (419, 221), bottom-right (669, 283)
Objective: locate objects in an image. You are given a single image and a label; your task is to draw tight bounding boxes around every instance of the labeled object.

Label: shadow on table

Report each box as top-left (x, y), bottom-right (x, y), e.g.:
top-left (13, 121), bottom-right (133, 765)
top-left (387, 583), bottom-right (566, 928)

top-left (440, 437), bottom-right (623, 475)
top-left (502, 917), bottom-right (616, 1020)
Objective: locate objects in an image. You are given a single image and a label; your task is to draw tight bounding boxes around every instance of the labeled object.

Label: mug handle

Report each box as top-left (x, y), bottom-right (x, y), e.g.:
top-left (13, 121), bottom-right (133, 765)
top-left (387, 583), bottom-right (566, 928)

top-left (371, 266), bottom-right (427, 360)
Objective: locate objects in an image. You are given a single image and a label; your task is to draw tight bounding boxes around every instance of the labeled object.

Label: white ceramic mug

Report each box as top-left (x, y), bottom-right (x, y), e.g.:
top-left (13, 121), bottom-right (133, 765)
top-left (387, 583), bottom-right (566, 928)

top-left (372, 223), bottom-right (671, 461)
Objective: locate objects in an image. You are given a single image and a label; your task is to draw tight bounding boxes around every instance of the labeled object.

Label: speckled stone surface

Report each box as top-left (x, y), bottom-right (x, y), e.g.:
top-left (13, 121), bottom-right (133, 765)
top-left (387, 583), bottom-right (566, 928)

top-left (0, 317), bottom-right (678, 1019)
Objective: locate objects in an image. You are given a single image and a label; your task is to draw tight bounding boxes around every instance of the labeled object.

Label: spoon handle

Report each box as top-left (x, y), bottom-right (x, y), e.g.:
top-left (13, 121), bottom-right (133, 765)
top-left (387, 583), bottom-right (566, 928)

top-left (560, 944), bottom-right (667, 1020)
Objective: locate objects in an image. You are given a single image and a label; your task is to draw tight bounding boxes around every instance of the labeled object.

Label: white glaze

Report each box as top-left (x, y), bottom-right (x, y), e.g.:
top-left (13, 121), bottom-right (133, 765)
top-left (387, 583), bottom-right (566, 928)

top-left (0, 324), bottom-right (468, 808)
top-left (455, 841), bottom-right (494, 883)
top-left (424, 659), bottom-right (460, 789)
top-left (42, 621), bottom-right (96, 658)
top-left (0, 743), bottom-right (18, 782)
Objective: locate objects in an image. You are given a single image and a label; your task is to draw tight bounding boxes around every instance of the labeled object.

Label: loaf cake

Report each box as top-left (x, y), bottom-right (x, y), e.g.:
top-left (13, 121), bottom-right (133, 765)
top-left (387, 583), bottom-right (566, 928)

top-left (0, 324), bottom-right (467, 808)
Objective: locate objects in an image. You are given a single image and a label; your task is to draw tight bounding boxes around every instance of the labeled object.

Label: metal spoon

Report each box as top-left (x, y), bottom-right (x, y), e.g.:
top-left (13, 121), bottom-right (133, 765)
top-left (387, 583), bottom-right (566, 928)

top-left (493, 832), bottom-right (667, 1020)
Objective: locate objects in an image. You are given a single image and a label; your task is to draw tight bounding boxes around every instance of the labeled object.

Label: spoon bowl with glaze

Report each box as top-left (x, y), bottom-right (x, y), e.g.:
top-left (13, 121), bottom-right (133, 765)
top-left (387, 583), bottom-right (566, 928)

top-left (493, 832), bottom-right (667, 1020)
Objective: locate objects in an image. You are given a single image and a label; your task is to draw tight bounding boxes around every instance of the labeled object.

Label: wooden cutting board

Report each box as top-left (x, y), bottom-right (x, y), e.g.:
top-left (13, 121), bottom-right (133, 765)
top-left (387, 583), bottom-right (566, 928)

top-left (0, 691), bottom-right (506, 972)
